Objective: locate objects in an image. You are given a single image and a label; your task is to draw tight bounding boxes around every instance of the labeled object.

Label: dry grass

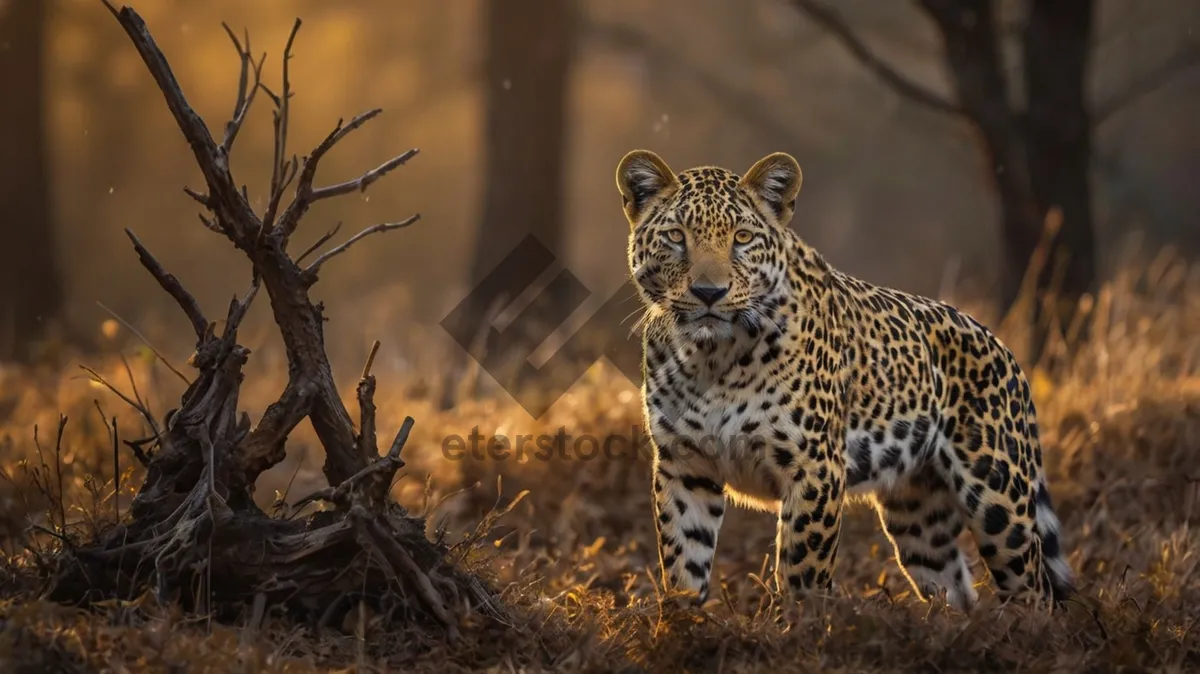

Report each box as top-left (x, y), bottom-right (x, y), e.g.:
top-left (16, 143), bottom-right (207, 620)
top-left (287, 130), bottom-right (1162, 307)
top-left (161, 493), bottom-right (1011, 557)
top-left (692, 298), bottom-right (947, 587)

top-left (1, 249), bottom-right (1199, 672)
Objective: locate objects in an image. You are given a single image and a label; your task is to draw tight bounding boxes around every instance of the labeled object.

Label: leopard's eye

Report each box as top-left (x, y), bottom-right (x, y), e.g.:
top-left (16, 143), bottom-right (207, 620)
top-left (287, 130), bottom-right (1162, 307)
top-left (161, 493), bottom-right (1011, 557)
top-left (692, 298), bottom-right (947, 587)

top-left (664, 229), bottom-right (685, 244)
top-left (734, 229), bottom-right (754, 245)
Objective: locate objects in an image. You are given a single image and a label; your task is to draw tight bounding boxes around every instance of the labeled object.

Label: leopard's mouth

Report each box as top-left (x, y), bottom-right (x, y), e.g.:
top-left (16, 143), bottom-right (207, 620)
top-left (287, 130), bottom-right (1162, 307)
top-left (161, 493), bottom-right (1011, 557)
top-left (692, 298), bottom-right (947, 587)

top-left (677, 308), bottom-right (733, 324)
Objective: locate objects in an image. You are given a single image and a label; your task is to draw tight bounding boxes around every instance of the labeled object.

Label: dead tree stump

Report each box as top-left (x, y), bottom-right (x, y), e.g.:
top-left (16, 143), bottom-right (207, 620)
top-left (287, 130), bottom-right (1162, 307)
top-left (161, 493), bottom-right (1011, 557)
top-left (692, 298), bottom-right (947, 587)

top-left (44, 3), bottom-right (496, 639)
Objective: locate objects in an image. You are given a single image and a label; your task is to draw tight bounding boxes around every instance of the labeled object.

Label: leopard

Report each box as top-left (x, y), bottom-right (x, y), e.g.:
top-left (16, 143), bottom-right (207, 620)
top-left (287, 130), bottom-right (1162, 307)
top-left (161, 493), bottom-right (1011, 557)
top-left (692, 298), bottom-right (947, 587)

top-left (615, 149), bottom-right (1074, 612)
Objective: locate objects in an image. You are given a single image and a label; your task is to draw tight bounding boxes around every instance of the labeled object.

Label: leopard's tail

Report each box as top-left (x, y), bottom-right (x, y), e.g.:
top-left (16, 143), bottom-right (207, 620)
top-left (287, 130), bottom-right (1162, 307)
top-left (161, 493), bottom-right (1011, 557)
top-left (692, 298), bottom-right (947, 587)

top-left (1022, 371), bottom-right (1074, 602)
top-left (1032, 476), bottom-right (1074, 601)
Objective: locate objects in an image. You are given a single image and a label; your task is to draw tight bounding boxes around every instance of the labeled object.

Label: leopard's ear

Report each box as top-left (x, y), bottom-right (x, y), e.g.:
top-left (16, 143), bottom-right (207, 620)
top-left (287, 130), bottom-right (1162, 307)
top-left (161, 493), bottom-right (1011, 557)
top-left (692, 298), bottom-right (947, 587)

top-left (741, 152), bottom-right (803, 226)
top-left (616, 150), bottom-right (679, 225)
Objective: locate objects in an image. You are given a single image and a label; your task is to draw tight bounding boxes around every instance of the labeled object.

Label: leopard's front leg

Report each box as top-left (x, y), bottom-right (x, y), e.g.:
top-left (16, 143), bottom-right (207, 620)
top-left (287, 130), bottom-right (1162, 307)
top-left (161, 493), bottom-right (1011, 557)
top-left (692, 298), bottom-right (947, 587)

top-left (652, 442), bottom-right (726, 604)
top-left (775, 453), bottom-right (846, 595)
top-left (773, 352), bottom-right (849, 597)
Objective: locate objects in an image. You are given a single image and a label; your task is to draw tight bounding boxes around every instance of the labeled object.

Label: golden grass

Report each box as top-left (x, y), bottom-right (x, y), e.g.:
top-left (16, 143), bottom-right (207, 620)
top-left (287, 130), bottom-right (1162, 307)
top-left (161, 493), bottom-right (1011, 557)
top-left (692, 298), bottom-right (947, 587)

top-left (1, 250), bottom-right (1199, 671)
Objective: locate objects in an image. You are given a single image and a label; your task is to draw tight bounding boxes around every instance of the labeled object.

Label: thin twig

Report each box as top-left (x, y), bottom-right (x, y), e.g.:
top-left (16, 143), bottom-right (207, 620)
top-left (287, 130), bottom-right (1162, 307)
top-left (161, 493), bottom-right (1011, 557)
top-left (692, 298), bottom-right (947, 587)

top-left (275, 111), bottom-right (416, 240)
top-left (93, 401), bottom-right (121, 522)
top-left (294, 222), bottom-right (343, 265)
top-left (221, 23), bottom-right (267, 153)
top-left (223, 23), bottom-right (249, 127)
top-left (96, 301), bottom-right (191, 385)
top-left (183, 186), bottom-right (209, 207)
top-left (361, 340), bottom-right (381, 380)
top-left (54, 416), bottom-right (67, 534)
top-left (112, 420), bottom-right (121, 520)
top-left (262, 18), bottom-right (302, 233)
top-left (29, 524), bottom-right (70, 546)
top-left (198, 213), bottom-right (222, 234)
top-left (789, 0), bottom-right (962, 117)
top-left (308, 149), bottom-right (420, 201)
top-left (275, 453), bottom-right (306, 518)
top-left (120, 353), bottom-right (145, 409)
top-left (303, 215), bottom-right (421, 279)
top-left (79, 365), bottom-right (161, 442)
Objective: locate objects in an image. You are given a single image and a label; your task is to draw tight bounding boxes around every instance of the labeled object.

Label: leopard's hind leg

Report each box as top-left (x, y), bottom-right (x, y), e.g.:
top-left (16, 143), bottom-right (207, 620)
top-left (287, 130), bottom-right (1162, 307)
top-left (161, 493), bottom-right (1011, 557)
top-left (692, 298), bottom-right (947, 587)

top-left (935, 373), bottom-right (1074, 605)
top-left (876, 467), bottom-right (978, 612)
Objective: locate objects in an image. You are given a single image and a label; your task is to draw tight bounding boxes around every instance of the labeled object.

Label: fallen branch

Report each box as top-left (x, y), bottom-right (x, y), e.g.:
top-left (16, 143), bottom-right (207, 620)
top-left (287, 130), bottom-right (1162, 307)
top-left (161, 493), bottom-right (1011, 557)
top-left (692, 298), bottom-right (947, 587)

top-left (48, 2), bottom-right (492, 639)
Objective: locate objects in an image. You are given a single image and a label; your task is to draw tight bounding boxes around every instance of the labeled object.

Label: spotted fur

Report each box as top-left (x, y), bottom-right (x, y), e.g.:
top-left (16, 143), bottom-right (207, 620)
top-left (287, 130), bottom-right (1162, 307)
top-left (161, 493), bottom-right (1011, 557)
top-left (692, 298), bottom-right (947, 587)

top-left (616, 149), bottom-right (1074, 612)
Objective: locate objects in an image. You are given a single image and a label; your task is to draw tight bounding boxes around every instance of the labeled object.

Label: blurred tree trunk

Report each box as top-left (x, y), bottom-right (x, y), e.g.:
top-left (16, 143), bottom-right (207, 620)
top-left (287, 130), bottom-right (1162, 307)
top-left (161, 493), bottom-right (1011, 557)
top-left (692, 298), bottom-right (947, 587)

top-left (795, 0), bottom-right (1118, 362)
top-left (918, 0), bottom-right (1096, 362)
top-left (471, 0), bottom-right (575, 294)
top-left (0, 0), bottom-right (62, 362)
top-left (918, 0), bottom-right (1043, 312)
top-left (1021, 0), bottom-right (1096, 347)
top-left (442, 0), bottom-right (578, 405)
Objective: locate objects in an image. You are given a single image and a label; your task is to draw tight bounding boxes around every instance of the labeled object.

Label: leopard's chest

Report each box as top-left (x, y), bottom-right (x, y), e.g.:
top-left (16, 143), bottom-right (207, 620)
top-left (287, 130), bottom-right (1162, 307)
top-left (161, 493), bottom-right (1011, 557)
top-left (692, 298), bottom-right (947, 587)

top-left (644, 354), bottom-right (799, 510)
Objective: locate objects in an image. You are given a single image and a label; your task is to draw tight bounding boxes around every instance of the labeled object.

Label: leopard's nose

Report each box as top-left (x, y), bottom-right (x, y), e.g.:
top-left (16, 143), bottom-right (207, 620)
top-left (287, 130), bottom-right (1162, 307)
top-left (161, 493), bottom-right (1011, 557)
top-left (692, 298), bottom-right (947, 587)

top-left (689, 283), bottom-right (729, 306)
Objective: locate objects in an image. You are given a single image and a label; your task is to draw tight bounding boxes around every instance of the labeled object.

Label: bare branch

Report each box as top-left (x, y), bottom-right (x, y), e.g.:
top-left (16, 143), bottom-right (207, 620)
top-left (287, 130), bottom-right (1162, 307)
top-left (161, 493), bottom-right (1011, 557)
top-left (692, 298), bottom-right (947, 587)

top-left (308, 148), bottom-right (420, 202)
top-left (124, 228), bottom-right (209, 341)
top-left (294, 417), bottom-right (413, 512)
top-left (239, 379), bottom-right (316, 483)
top-left (221, 274), bottom-right (261, 345)
top-left (294, 221), bottom-right (343, 265)
top-left (789, 0), bottom-right (962, 117)
top-left (384, 416), bottom-right (414, 462)
top-left (302, 214), bottom-right (421, 281)
top-left (222, 23), bottom-right (248, 118)
top-left (1094, 42), bottom-right (1200, 125)
top-left (308, 110), bottom-right (384, 174)
top-left (104, 3), bottom-right (254, 241)
top-left (356, 375), bottom-right (378, 461)
top-left (275, 110), bottom-right (414, 241)
top-left (220, 22), bottom-right (266, 154)
top-left (258, 82), bottom-right (281, 107)
top-left (355, 340), bottom-right (382, 460)
top-left (262, 19), bottom-right (303, 232)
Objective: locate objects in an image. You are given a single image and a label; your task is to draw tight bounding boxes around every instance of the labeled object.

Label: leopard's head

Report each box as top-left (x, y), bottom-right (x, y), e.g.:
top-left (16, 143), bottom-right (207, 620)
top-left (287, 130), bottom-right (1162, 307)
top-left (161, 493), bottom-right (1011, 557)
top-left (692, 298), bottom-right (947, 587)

top-left (617, 150), bottom-right (802, 342)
